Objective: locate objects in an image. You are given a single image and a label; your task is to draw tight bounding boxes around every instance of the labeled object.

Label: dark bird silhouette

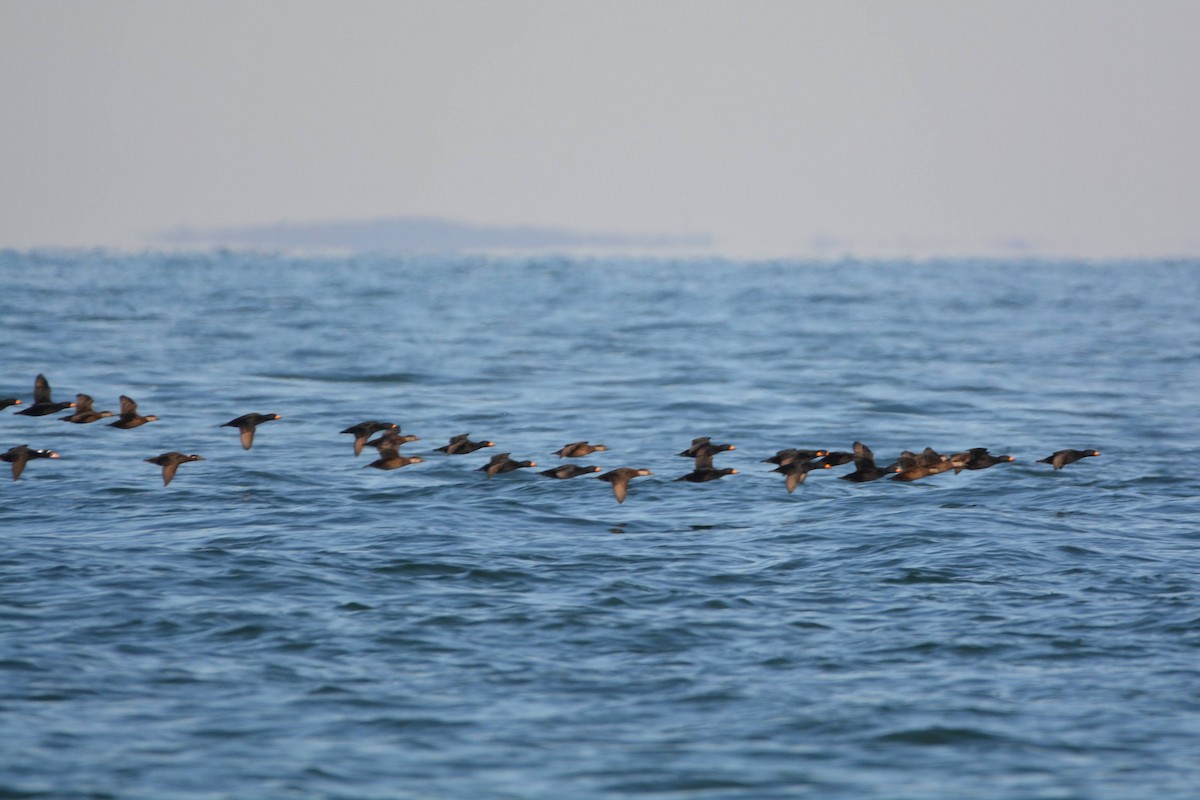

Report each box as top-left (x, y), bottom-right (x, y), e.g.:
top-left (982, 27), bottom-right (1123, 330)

top-left (539, 464), bottom-right (602, 479)
top-left (891, 448), bottom-right (958, 481)
top-left (145, 452), bottom-right (204, 486)
top-left (1038, 449), bottom-right (1100, 470)
top-left (0, 398), bottom-right (21, 411)
top-left (676, 436), bottom-right (713, 458)
top-left (108, 395), bottom-right (159, 429)
top-left (16, 374), bottom-right (75, 416)
top-left (477, 453), bottom-right (537, 479)
top-left (60, 394), bottom-right (113, 424)
top-left (364, 430), bottom-right (420, 453)
top-left (677, 437), bottom-right (736, 461)
top-left (773, 459), bottom-right (832, 493)
top-left (222, 413), bottom-right (281, 449)
top-left (434, 433), bottom-right (494, 454)
top-left (365, 452), bottom-right (424, 471)
top-left (677, 437), bottom-right (736, 468)
top-left (553, 441), bottom-right (608, 458)
top-left (676, 467), bottom-right (738, 482)
top-left (952, 448), bottom-right (1015, 471)
top-left (816, 451), bottom-right (855, 467)
top-left (2, 445), bottom-right (60, 480)
top-left (341, 421), bottom-right (398, 456)
top-left (597, 467), bottom-right (653, 504)
top-left (841, 441), bottom-right (900, 482)
top-left (763, 448), bottom-right (829, 466)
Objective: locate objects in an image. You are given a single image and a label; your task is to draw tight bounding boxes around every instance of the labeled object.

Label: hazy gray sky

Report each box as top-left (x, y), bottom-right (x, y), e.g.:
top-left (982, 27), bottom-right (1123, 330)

top-left (2, 1), bottom-right (1198, 257)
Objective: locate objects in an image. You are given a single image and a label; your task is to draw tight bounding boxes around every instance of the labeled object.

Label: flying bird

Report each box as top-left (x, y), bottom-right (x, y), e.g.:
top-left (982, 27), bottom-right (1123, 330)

top-left (840, 441), bottom-right (900, 483)
top-left (108, 395), bottom-right (159, 429)
top-left (951, 448), bottom-right (1015, 471)
top-left (222, 413), bottom-right (281, 449)
top-left (145, 452), bottom-right (204, 486)
top-left (16, 374), bottom-right (74, 416)
top-left (676, 467), bottom-right (738, 482)
top-left (364, 430), bottom-right (420, 452)
top-left (365, 452), bottom-right (424, 471)
top-left (773, 459), bottom-right (831, 493)
top-left (553, 441), bottom-right (609, 458)
top-left (540, 464), bottom-right (603, 479)
top-left (434, 433), bottom-right (494, 454)
top-left (60, 394), bottom-right (113, 424)
top-left (341, 420), bottom-right (399, 455)
top-left (2, 445), bottom-right (60, 480)
top-left (597, 467), bottom-right (653, 504)
top-left (477, 453), bottom-right (537, 479)
top-left (1038, 449), bottom-right (1100, 470)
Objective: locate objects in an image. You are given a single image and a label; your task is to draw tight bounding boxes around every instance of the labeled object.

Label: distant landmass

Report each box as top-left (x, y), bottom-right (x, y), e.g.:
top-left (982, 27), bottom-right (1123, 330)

top-left (156, 217), bottom-right (712, 253)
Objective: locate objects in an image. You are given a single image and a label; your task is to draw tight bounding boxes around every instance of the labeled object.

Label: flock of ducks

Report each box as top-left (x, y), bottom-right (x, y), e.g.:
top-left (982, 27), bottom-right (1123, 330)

top-left (3, 374), bottom-right (1101, 501)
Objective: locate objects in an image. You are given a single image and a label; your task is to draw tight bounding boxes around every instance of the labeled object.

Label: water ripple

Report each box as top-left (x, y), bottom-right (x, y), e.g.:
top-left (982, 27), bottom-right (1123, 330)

top-left (2, 253), bottom-right (1199, 799)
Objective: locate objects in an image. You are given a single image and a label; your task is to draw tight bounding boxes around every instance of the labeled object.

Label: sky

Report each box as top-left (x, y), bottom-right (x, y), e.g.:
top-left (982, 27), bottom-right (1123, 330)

top-left (2, 1), bottom-right (1199, 258)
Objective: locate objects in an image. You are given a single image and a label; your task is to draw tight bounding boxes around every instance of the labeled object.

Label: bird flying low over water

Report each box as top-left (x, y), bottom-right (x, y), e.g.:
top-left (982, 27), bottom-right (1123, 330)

top-left (364, 430), bottom-right (420, 453)
top-left (108, 395), bottom-right (159, 429)
top-left (540, 464), bottom-right (602, 479)
top-left (597, 467), bottom-right (653, 503)
top-left (891, 448), bottom-right (954, 482)
top-left (678, 437), bottom-right (736, 469)
top-left (16, 374), bottom-right (74, 416)
top-left (60, 394), bottom-right (113, 424)
top-left (816, 451), bottom-right (855, 467)
top-left (840, 441), bottom-right (899, 483)
top-left (3, 362), bottom-right (1108, 498)
top-left (951, 448), bottom-right (1015, 472)
top-left (341, 420), bottom-right (398, 456)
top-left (478, 453), bottom-right (537, 479)
top-left (773, 459), bottom-right (831, 493)
top-left (676, 467), bottom-right (738, 483)
top-left (223, 413), bottom-right (281, 449)
top-left (145, 452), bottom-right (204, 486)
top-left (1038, 449), bottom-right (1100, 470)
top-left (365, 452), bottom-right (424, 471)
top-left (434, 433), bottom-right (494, 454)
top-left (554, 441), bottom-right (608, 458)
top-left (2, 445), bottom-right (60, 480)
top-left (763, 448), bottom-right (829, 466)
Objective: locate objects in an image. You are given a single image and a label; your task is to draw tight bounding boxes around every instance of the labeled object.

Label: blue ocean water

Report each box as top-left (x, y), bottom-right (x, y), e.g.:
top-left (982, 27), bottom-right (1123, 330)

top-left (2, 250), bottom-right (1199, 799)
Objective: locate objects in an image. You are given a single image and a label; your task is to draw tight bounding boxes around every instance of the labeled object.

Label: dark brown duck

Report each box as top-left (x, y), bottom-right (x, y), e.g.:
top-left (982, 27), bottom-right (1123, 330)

top-left (773, 459), bottom-right (831, 493)
top-left (597, 467), bottom-right (653, 504)
top-left (108, 395), bottom-right (159, 429)
top-left (540, 464), bottom-right (602, 479)
top-left (364, 431), bottom-right (420, 452)
top-left (763, 448), bottom-right (829, 466)
top-left (1038, 449), bottom-right (1100, 470)
top-left (952, 448), bottom-right (1015, 471)
top-left (365, 453), bottom-right (425, 471)
top-left (477, 453), bottom-right (537, 479)
top-left (2, 444), bottom-right (60, 480)
top-left (16, 374), bottom-right (75, 416)
top-left (553, 441), bottom-right (608, 458)
top-left (341, 421), bottom-right (399, 456)
top-left (676, 467), bottom-right (738, 483)
top-left (891, 448), bottom-right (956, 482)
top-left (145, 452), bottom-right (204, 486)
top-left (60, 394), bottom-right (113, 424)
top-left (434, 433), bottom-right (494, 454)
top-left (222, 413), bottom-right (281, 449)
top-left (840, 441), bottom-right (900, 483)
